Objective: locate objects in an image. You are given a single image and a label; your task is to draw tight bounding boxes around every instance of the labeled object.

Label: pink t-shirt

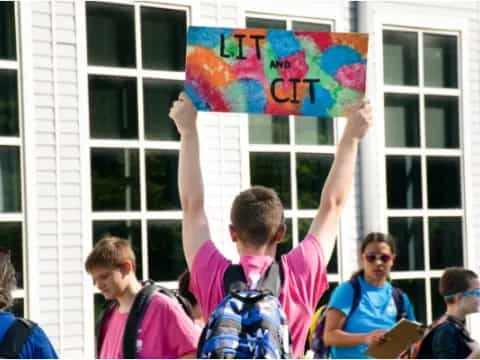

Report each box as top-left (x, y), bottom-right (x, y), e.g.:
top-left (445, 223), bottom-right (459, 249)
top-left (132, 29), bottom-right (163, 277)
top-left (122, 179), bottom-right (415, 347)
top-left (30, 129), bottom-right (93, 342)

top-left (190, 234), bottom-right (328, 358)
top-left (100, 292), bottom-right (200, 358)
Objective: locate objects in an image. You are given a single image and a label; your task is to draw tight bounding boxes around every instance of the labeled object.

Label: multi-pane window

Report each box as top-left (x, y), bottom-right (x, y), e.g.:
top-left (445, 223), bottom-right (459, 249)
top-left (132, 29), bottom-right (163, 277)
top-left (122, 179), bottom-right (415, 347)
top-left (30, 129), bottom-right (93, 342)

top-left (246, 16), bottom-right (339, 280)
top-left (0, 1), bottom-right (24, 317)
top-left (383, 29), bottom-right (462, 323)
top-left (86, 2), bottom-right (188, 314)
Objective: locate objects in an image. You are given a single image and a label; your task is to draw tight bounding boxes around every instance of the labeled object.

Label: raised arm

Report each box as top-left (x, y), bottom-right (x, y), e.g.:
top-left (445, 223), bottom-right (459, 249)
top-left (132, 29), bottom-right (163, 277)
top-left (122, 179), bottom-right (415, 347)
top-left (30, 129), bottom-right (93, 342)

top-left (169, 92), bottom-right (211, 268)
top-left (308, 100), bottom-right (373, 261)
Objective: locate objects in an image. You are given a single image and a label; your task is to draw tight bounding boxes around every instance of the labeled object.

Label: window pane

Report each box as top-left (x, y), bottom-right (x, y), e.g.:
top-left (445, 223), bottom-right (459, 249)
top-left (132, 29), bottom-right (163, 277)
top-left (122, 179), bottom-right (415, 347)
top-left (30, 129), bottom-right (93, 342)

top-left (430, 278), bottom-right (444, 320)
top-left (429, 217), bottom-right (463, 269)
top-left (145, 150), bottom-right (180, 210)
top-left (424, 34), bottom-right (457, 88)
top-left (0, 69), bottom-right (18, 136)
top-left (384, 94), bottom-right (419, 148)
top-left (86, 2), bottom-right (135, 67)
top-left (297, 154), bottom-right (333, 209)
top-left (250, 152), bottom-right (291, 208)
top-left (292, 21), bottom-right (331, 32)
top-left (0, 222), bottom-right (23, 288)
top-left (249, 115), bottom-right (289, 144)
top-left (299, 218), bottom-right (338, 273)
top-left (11, 298), bottom-right (23, 317)
top-left (246, 17), bottom-right (286, 30)
top-left (427, 157), bottom-right (461, 209)
top-left (386, 156), bottom-right (422, 209)
top-left (89, 76), bottom-right (138, 139)
top-left (425, 96), bottom-right (459, 149)
top-left (383, 31), bottom-right (418, 86)
top-left (141, 7), bottom-right (186, 71)
top-left (144, 79), bottom-right (182, 141)
top-left (295, 116), bottom-right (334, 145)
top-left (391, 279), bottom-right (426, 324)
top-left (276, 218), bottom-right (292, 261)
top-left (0, 1), bottom-right (16, 60)
top-left (91, 148), bottom-right (140, 211)
top-left (92, 220), bottom-right (142, 279)
top-left (388, 217), bottom-right (424, 271)
top-left (148, 220), bottom-right (186, 281)
top-left (0, 146), bottom-right (21, 212)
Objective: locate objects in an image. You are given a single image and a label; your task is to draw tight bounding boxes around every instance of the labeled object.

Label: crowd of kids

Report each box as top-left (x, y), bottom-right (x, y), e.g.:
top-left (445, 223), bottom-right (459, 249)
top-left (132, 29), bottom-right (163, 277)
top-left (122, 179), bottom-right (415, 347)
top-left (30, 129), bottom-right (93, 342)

top-left (0, 94), bottom-right (479, 359)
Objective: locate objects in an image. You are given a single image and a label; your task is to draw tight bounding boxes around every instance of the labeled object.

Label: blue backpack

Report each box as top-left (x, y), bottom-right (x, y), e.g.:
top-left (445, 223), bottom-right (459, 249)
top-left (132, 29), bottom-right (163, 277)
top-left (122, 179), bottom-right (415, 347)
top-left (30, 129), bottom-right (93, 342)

top-left (310, 276), bottom-right (406, 358)
top-left (197, 262), bottom-right (292, 359)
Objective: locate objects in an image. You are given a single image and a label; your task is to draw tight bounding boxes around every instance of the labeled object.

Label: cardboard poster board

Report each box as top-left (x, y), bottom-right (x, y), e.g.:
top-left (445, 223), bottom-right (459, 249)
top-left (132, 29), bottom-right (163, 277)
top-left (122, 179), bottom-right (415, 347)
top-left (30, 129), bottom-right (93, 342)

top-left (364, 319), bottom-right (426, 359)
top-left (186, 26), bottom-right (368, 117)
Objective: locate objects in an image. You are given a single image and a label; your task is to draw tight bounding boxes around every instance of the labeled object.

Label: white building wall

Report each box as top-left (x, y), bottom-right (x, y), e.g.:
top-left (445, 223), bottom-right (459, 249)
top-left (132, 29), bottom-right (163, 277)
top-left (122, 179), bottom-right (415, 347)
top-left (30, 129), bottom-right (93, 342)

top-left (21, 1), bottom-right (86, 357)
top-left (15, 0), bottom-right (480, 357)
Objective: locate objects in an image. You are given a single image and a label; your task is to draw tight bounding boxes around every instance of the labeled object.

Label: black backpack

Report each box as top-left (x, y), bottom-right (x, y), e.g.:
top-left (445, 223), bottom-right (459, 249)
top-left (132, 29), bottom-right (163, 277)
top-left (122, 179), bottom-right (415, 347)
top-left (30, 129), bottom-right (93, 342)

top-left (0, 318), bottom-right (37, 358)
top-left (96, 280), bottom-right (194, 358)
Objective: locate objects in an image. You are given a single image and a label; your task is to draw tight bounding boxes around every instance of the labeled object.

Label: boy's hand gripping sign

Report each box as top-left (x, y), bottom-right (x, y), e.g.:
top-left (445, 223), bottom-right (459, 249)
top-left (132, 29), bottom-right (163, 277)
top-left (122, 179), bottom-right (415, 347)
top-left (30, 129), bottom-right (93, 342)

top-left (185, 26), bottom-right (368, 117)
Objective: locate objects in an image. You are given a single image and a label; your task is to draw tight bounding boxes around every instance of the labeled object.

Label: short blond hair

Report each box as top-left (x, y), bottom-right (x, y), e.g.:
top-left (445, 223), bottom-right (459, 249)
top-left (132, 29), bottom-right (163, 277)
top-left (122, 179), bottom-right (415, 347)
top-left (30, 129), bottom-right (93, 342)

top-left (85, 236), bottom-right (136, 273)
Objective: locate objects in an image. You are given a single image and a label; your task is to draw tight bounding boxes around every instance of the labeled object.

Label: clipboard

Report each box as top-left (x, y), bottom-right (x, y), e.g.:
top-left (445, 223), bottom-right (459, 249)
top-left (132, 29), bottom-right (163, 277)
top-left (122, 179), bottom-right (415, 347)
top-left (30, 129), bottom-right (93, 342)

top-left (364, 319), bottom-right (426, 358)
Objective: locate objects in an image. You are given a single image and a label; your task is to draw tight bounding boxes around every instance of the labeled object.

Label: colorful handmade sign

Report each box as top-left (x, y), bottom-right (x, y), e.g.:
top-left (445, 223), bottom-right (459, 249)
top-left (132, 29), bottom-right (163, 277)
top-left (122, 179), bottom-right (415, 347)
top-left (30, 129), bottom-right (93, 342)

top-left (185, 26), bottom-right (368, 117)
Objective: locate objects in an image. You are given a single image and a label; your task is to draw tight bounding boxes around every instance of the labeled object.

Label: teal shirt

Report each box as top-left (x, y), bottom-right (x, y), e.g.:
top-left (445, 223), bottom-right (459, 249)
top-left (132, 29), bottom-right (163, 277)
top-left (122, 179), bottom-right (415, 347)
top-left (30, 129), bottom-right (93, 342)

top-left (328, 276), bottom-right (415, 359)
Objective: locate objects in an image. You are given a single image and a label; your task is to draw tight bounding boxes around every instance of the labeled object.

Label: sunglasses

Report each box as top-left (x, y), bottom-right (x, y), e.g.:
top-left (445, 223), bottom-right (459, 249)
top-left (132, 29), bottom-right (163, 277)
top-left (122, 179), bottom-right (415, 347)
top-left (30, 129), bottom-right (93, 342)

top-left (364, 252), bottom-right (393, 263)
top-left (463, 289), bottom-right (480, 298)
top-left (445, 288), bottom-right (480, 300)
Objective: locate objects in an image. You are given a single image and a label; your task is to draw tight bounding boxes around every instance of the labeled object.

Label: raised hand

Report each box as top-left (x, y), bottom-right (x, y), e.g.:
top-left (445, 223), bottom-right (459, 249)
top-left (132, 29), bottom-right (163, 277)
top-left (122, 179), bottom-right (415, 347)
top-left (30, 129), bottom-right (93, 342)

top-left (169, 92), bottom-right (197, 136)
top-left (344, 99), bottom-right (373, 142)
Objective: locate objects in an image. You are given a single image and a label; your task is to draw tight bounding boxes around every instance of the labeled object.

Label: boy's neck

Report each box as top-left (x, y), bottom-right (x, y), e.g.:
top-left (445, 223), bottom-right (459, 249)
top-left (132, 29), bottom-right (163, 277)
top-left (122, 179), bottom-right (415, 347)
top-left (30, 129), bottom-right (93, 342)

top-left (238, 243), bottom-right (276, 258)
top-left (117, 278), bottom-right (143, 313)
top-left (446, 303), bottom-right (466, 321)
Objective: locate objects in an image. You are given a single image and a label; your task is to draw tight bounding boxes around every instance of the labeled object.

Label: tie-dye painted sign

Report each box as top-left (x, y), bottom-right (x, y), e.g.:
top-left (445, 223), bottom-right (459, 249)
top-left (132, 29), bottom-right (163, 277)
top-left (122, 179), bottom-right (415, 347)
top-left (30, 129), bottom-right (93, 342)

top-left (185, 26), bottom-right (368, 117)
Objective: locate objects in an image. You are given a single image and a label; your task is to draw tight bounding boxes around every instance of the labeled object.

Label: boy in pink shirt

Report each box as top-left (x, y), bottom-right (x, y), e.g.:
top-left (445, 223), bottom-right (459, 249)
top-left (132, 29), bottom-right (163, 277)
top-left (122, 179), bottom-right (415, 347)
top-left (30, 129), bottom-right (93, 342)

top-left (169, 93), bottom-right (373, 357)
top-left (85, 236), bottom-right (199, 359)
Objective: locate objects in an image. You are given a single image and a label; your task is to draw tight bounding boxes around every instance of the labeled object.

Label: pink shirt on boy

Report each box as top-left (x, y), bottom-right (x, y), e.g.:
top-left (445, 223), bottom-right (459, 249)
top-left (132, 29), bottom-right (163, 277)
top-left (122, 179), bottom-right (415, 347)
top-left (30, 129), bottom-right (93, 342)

top-left (99, 292), bottom-right (200, 358)
top-left (190, 233), bottom-right (329, 358)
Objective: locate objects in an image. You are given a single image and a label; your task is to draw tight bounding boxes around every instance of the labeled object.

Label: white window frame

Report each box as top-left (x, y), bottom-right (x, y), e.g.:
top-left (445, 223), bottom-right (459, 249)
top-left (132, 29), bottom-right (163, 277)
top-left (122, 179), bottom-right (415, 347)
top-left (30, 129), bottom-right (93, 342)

top-left (77, 1), bottom-right (197, 357)
top-left (85, 0), bottom-right (190, 283)
top-left (240, 8), bottom-right (348, 285)
top-left (359, 3), bottom-right (472, 326)
top-left (0, 1), bottom-right (28, 316)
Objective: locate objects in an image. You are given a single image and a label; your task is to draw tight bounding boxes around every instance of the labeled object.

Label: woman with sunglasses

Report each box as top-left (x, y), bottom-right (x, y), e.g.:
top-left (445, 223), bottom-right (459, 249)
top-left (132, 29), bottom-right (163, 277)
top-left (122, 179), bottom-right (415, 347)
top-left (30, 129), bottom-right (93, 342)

top-left (420, 267), bottom-right (480, 358)
top-left (323, 232), bottom-right (416, 358)
top-left (0, 248), bottom-right (58, 358)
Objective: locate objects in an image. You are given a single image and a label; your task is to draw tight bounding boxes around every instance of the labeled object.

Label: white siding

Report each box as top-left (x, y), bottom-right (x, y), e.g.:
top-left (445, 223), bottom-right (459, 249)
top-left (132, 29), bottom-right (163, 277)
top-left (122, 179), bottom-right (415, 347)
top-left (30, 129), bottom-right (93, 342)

top-left (27, 1), bottom-right (85, 356)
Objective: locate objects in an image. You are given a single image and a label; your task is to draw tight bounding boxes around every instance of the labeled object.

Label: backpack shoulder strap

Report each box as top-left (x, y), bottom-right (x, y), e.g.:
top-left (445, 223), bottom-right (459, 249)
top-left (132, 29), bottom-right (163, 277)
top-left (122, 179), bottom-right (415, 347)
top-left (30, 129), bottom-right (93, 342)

top-left (223, 264), bottom-right (247, 294)
top-left (347, 276), bottom-right (362, 320)
top-left (224, 261), bottom-right (284, 297)
top-left (0, 318), bottom-right (37, 358)
top-left (413, 316), bottom-right (449, 358)
top-left (258, 261), bottom-right (284, 297)
top-left (122, 282), bottom-right (158, 359)
top-left (95, 300), bottom-right (116, 357)
top-left (392, 286), bottom-right (407, 321)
